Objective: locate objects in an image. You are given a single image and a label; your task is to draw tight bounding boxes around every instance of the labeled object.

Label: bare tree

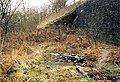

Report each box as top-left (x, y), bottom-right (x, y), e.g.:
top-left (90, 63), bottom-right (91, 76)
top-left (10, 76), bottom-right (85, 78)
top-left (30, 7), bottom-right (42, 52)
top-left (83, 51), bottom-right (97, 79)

top-left (0, 0), bottom-right (23, 41)
top-left (49, 0), bottom-right (68, 12)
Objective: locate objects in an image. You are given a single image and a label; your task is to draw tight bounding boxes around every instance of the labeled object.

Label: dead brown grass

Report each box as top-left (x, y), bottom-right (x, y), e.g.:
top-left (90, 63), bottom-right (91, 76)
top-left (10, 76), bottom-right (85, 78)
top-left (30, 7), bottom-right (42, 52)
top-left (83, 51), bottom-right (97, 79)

top-left (0, 27), bottom-right (120, 82)
top-left (25, 27), bottom-right (120, 63)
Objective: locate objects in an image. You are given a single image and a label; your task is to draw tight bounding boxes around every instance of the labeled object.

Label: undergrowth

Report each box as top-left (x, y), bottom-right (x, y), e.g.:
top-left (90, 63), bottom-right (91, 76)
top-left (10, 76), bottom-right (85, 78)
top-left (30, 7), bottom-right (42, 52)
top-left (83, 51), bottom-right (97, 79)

top-left (0, 28), bottom-right (120, 82)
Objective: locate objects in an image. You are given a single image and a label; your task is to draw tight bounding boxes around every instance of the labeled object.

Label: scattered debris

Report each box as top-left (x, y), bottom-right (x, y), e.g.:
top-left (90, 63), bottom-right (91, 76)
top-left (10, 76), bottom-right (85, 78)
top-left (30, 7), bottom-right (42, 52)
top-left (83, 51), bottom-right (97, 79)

top-left (6, 66), bottom-right (17, 76)
top-left (48, 52), bottom-right (87, 65)
top-left (75, 66), bottom-right (88, 76)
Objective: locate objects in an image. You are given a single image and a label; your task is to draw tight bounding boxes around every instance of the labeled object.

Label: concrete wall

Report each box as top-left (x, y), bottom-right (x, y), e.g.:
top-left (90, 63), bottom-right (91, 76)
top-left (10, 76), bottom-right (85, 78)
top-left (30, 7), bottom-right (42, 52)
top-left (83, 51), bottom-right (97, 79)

top-left (75, 0), bottom-right (120, 45)
top-left (53, 0), bottom-right (119, 45)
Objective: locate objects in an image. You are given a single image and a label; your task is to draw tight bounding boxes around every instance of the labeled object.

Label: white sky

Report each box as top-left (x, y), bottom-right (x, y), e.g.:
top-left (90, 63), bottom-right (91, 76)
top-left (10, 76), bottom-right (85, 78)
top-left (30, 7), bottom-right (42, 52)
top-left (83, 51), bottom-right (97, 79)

top-left (24, 0), bottom-right (79, 7)
top-left (12, 0), bottom-right (80, 10)
top-left (26, 0), bottom-right (51, 8)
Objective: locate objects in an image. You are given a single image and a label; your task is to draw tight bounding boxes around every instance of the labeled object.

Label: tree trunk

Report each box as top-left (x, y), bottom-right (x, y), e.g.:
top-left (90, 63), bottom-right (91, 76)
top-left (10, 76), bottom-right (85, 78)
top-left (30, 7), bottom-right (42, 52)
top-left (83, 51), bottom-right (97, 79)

top-left (0, 27), bottom-right (8, 43)
top-left (0, 27), bottom-right (8, 55)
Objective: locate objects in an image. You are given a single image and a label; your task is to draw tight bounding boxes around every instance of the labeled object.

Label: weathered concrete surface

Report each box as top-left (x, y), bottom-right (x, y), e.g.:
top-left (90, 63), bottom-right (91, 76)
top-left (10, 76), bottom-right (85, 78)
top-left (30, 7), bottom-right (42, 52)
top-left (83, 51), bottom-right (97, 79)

top-left (37, 0), bottom-right (87, 29)
top-left (37, 0), bottom-right (120, 45)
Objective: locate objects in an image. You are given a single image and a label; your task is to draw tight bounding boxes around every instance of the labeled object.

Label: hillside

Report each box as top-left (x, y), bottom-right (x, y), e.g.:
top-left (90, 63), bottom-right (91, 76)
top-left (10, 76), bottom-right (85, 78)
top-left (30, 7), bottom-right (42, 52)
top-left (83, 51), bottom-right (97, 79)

top-left (0, 0), bottom-right (120, 82)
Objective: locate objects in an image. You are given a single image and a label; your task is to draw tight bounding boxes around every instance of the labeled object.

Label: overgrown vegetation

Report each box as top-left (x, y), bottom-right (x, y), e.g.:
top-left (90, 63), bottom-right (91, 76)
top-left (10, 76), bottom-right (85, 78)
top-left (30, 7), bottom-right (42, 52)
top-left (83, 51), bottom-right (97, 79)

top-left (0, 0), bottom-right (120, 82)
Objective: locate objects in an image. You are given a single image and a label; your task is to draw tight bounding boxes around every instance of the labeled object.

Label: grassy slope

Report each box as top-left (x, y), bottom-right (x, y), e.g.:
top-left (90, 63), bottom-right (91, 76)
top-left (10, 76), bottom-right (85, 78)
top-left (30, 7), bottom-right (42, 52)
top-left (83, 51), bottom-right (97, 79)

top-left (1, 28), bottom-right (119, 82)
top-left (0, 1), bottom-right (120, 81)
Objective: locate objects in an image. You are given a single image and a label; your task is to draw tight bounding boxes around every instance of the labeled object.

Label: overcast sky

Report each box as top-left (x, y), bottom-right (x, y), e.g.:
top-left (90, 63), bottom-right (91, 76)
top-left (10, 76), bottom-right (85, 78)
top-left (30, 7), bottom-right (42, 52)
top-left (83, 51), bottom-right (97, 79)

top-left (12, 0), bottom-right (80, 10)
top-left (23, 0), bottom-right (79, 8)
top-left (26, 0), bottom-right (51, 8)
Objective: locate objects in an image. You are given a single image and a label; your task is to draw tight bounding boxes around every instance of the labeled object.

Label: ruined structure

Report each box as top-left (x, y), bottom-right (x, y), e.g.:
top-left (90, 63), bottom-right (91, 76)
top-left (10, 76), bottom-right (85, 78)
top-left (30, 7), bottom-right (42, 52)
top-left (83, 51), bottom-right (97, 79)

top-left (38, 0), bottom-right (120, 45)
top-left (74, 0), bottom-right (120, 45)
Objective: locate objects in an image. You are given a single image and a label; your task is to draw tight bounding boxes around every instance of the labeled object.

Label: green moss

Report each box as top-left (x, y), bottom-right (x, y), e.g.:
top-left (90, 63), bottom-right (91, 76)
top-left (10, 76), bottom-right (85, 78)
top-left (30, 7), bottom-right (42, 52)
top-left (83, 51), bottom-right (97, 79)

top-left (44, 46), bottom-right (57, 53)
top-left (103, 63), bottom-right (120, 74)
top-left (84, 76), bottom-right (95, 82)
top-left (27, 64), bottom-right (96, 82)
top-left (28, 68), bottom-right (42, 77)
top-left (29, 78), bottom-right (42, 82)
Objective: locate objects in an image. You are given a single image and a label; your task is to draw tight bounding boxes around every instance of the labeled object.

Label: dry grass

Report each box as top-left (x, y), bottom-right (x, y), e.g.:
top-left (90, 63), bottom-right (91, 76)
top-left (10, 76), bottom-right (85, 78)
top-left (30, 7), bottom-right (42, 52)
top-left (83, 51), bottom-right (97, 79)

top-left (0, 27), bottom-right (120, 82)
